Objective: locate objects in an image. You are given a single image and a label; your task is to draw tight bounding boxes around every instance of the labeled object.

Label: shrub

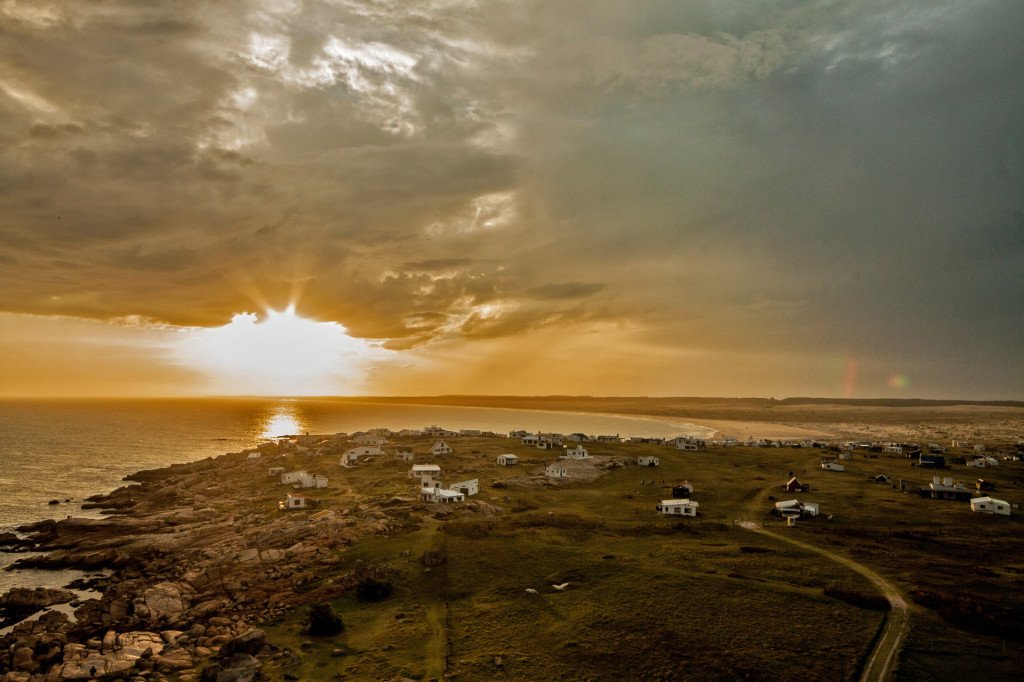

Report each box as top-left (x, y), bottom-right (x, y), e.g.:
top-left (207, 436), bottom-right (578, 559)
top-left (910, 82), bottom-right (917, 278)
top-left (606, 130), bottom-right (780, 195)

top-left (306, 603), bottom-right (344, 636)
top-left (355, 577), bottom-right (394, 602)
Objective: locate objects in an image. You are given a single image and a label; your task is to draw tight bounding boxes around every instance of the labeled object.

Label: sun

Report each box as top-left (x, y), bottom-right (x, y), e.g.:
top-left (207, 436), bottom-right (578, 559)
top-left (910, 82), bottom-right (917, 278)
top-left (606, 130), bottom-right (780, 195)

top-left (174, 306), bottom-right (381, 395)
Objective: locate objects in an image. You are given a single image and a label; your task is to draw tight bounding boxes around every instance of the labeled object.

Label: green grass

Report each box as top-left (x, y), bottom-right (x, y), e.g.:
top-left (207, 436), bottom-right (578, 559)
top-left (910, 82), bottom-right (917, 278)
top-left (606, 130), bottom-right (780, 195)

top-left (246, 438), bottom-right (1024, 680)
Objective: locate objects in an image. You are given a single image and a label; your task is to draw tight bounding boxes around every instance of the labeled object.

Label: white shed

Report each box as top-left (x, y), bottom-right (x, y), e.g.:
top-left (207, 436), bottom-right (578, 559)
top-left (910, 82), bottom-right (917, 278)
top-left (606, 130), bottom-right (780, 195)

top-left (970, 496), bottom-right (1011, 516)
top-left (656, 499), bottom-right (699, 516)
top-left (638, 456), bottom-right (660, 467)
top-left (284, 493), bottom-right (308, 510)
top-left (409, 464), bottom-right (442, 479)
top-left (496, 454), bottom-right (519, 466)
top-left (431, 441), bottom-right (453, 456)
top-left (421, 487), bottom-right (465, 504)
top-left (450, 479), bottom-right (479, 496)
top-left (281, 470), bottom-right (308, 485)
top-left (563, 445), bottom-right (589, 459)
top-left (821, 461), bottom-right (845, 472)
top-left (546, 463), bottom-right (569, 479)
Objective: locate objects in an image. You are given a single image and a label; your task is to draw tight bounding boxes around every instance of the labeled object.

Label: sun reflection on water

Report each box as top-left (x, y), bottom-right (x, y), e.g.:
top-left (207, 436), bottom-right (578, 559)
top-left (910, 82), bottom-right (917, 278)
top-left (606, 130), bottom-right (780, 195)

top-left (259, 404), bottom-right (311, 439)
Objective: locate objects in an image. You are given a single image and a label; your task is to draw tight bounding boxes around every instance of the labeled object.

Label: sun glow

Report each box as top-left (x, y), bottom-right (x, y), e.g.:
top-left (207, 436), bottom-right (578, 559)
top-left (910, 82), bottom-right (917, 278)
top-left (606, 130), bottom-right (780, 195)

top-left (175, 307), bottom-right (383, 396)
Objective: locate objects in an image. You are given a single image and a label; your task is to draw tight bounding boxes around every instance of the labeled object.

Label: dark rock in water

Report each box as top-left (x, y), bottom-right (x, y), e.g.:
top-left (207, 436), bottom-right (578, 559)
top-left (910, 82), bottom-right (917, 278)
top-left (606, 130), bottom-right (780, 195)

top-left (218, 629), bottom-right (267, 658)
top-left (0, 586), bottom-right (76, 609)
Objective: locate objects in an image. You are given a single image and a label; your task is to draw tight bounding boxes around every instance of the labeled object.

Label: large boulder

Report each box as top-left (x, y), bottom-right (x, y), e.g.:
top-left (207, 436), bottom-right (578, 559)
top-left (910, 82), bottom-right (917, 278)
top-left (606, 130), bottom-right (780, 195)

top-left (218, 629), bottom-right (266, 658)
top-left (142, 582), bottom-right (190, 620)
top-left (11, 646), bottom-right (36, 673)
top-left (202, 653), bottom-right (261, 682)
top-left (0, 587), bottom-right (76, 609)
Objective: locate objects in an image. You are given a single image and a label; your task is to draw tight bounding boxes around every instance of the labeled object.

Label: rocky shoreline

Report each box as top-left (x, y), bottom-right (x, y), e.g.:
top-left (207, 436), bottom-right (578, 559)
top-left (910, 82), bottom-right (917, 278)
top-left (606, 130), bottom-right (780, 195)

top-left (0, 447), bottom-right (417, 681)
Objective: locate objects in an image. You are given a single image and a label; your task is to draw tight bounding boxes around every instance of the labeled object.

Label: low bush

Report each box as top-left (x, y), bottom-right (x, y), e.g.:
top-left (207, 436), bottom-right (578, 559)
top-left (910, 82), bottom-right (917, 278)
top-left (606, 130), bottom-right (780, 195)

top-left (306, 603), bottom-right (344, 636)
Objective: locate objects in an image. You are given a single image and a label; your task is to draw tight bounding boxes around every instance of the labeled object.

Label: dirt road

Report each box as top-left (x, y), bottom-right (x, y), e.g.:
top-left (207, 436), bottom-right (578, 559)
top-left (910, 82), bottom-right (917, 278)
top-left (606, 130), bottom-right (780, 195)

top-left (738, 521), bottom-right (909, 681)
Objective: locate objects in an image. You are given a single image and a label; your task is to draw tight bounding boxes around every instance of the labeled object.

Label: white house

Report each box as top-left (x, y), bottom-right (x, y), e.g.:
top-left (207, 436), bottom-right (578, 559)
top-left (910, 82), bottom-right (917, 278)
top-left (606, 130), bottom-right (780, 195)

top-left (638, 456), bottom-right (660, 467)
top-left (656, 499), bottom-right (699, 516)
top-left (431, 441), bottom-right (453, 456)
top-left (353, 434), bottom-right (386, 446)
top-left (595, 434), bottom-right (619, 442)
top-left (775, 499), bottom-right (819, 517)
top-left (496, 454), bottom-right (519, 466)
top-left (298, 473), bottom-right (328, 488)
top-left (675, 438), bottom-right (704, 451)
top-left (821, 461), bottom-right (845, 472)
top-left (409, 464), bottom-right (442, 479)
top-left (346, 445), bottom-right (384, 458)
top-left (450, 479), bottom-right (479, 496)
top-left (268, 467), bottom-right (284, 477)
top-left (419, 481), bottom-right (465, 504)
top-left (284, 493), bottom-right (308, 510)
top-left (421, 488), bottom-right (465, 504)
top-left (546, 462), bottom-right (570, 479)
top-left (970, 496), bottom-right (1011, 516)
top-left (281, 470), bottom-right (309, 485)
top-left (883, 444), bottom-right (903, 455)
top-left (563, 445), bottom-right (590, 459)
top-left (565, 433), bottom-right (590, 442)
top-left (394, 448), bottom-right (414, 462)
top-left (521, 434), bottom-right (540, 445)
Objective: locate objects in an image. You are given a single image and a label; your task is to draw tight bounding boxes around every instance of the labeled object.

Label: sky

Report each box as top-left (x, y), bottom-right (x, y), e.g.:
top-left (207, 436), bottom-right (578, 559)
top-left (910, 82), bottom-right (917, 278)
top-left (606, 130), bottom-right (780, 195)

top-left (0, 0), bottom-right (1021, 399)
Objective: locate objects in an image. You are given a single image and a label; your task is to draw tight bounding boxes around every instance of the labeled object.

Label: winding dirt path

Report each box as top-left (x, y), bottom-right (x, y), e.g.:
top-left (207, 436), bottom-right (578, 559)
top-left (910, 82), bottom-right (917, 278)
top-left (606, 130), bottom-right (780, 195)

top-left (738, 521), bottom-right (910, 681)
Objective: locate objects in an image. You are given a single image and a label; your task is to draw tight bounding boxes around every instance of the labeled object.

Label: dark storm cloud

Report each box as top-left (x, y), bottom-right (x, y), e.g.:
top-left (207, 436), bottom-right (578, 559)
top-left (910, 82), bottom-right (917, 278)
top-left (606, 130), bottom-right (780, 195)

top-left (0, 1), bottom-right (1021, 396)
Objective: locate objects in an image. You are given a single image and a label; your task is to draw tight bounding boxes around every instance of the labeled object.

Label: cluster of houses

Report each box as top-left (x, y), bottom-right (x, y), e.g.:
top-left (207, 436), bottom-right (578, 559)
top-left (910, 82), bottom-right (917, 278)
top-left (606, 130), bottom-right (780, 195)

top-left (254, 423), bottom-right (1018, 523)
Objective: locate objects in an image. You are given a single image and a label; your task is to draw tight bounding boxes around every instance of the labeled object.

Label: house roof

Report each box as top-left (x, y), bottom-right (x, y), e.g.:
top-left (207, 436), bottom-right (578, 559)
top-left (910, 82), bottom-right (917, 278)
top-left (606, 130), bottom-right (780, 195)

top-left (971, 496), bottom-right (1008, 505)
top-left (660, 499), bottom-right (697, 506)
top-left (411, 464), bottom-right (441, 471)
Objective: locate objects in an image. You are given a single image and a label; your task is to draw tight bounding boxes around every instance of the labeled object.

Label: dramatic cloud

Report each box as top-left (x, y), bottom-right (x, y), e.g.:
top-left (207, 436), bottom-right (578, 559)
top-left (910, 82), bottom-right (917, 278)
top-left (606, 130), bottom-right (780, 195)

top-left (0, 0), bottom-right (1021, 398)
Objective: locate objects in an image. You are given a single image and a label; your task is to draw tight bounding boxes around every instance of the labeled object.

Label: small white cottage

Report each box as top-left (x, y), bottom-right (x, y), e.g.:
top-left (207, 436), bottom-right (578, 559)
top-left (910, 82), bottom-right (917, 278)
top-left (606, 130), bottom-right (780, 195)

top-left (280, 470), bottom-right (308, 485)
top-left (420, 486), bottom-right (465, 504)
top-left (496, 453), bottom-right (519, 466)
top-left (409, 464), bottom-right (442, 479)
top-left (450, 479), bottom-right (479, 496)
top-left (821, 461), bottom-right (845, 472)
top-left (563, 445), bottom-right (590, 459)
top-left (970, 496), bottom-right (1011, 516)
top-left (284, 493), bottom-right (308, 510)
top-left (638, 456), bottom-right (660, 467)
top-left (656, 499), bottom-right (699, 516)
top-left (431, 441), bottom-right (453, 456)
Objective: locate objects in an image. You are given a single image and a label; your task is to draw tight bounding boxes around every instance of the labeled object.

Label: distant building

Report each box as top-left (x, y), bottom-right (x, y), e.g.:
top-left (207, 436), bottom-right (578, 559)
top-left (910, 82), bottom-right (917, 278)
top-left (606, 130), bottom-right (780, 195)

top-left (284, 493), bottom-right (309, 510)
top-left (656, 499), bottom-right (699, 517)
top-left (409, 464), bottom-right (442, 480)
top-left (970, 496), bottom-right (1010, 516)
top-left (450, 479), bottom-right (479, 496)
top-left (784, 477), bottom-right (807, 493)
top-left (430, 441), bottom-right (453, 456)
top-left (496, 454), bottom-right (519, 466)
top-left (821, 461), bottom-right (845, 472)
top-left (563, 445), bottom-right (590, 459)
top-left (637, 456), bottom-right (660, 467)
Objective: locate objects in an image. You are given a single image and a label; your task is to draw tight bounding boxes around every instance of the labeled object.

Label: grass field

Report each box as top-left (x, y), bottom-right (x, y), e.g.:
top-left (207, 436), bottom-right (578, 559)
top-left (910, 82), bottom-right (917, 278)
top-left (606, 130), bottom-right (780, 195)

top-left (248, 435), bottom-right (1024, 680)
